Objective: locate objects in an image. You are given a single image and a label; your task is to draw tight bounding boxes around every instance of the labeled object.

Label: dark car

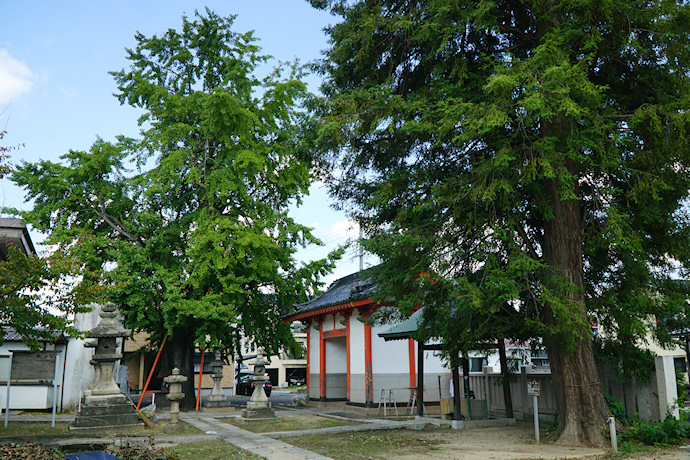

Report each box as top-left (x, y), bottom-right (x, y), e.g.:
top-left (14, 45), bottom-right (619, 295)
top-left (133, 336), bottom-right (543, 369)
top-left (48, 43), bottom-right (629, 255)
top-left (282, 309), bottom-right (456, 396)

top-left (236, 372), bottom-right (272, 397)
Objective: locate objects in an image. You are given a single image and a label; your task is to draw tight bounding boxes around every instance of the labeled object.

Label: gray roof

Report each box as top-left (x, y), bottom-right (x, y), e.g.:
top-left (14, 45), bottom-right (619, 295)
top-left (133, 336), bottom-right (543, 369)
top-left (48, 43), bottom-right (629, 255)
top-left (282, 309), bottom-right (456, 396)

top-left (284, 271), bottom-right (376, 320)
top-left (2, 327), bottom-right (67, 343)
top-left (0, 218), bottom-right (36, 260)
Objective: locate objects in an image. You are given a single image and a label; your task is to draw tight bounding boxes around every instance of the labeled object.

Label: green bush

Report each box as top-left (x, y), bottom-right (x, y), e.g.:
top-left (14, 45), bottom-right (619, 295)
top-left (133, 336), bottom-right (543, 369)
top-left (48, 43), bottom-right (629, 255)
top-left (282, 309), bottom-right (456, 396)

top-left (621, 411), bottom-right (690, 446)
top-left (604, 392), bottom-right (629, 424)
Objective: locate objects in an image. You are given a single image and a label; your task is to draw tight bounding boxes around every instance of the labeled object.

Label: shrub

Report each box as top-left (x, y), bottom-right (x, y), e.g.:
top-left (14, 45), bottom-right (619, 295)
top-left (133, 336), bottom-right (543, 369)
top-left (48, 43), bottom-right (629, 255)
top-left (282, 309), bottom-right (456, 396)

top-left (604, 392), bottom-right (629, 424)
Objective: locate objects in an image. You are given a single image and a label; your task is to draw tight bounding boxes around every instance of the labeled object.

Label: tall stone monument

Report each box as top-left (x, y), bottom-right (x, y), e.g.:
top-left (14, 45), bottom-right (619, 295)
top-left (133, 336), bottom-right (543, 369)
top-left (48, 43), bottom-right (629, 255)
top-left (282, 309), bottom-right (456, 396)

top-left (238, 347), bottom-right (276, 422)
top-left (72, 303), bottom-right (140, 429)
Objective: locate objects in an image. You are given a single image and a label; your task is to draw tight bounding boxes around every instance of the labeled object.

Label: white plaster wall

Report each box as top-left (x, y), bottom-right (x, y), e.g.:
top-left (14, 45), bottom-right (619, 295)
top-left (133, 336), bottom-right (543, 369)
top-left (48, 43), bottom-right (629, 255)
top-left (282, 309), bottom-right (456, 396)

top-left (350, 309), bottom-right (366, 374)
top-left (308, 321), bottom-right (320, 398)
top-left (62, 304), bottom-right (101, 410)
top-left (321, 314), bottom-right (336, 332)
top-left (334, 312), bottom-right (347, 330)
top-left (371, 328), bottom-right (411, 374)
top-left (421, 348), bottom-right (449, 373)
top-left (0, 386), bottom-right (55, 410)
top-left (326, 337), bottom-right (347, 373)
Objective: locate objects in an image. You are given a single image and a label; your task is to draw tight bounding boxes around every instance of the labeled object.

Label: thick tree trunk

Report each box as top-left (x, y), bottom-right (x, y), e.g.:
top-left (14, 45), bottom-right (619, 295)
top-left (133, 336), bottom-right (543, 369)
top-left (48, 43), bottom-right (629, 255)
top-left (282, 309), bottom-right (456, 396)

top-left (160, 332), bottom-right (197, 410)
top-left (541, 157), bottom-right (608, 446)
top-left (497, 338), bottom-right (514, 418)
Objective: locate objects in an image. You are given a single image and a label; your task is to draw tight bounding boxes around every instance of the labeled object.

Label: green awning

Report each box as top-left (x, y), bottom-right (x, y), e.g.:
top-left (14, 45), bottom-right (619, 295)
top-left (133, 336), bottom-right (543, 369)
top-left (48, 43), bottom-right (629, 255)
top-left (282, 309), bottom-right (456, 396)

top-left (377, 307), bottom-right (425, 341)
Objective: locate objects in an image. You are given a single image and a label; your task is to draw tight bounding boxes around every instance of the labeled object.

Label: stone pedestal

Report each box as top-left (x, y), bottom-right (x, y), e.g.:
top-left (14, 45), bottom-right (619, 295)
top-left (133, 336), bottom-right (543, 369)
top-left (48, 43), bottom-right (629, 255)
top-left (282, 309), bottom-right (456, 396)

top-left (72, 394), bottom-right (141, 428)
top-left (72, 303), bottom-right (139, 429)
top-left (237, 347), bottom-right (276, 423)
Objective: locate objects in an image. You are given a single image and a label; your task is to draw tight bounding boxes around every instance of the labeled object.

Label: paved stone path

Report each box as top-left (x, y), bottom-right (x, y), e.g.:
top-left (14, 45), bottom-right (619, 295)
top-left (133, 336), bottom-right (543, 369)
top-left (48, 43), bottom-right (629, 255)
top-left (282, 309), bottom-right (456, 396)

top-left (182, 415), bottom-right (333, 460)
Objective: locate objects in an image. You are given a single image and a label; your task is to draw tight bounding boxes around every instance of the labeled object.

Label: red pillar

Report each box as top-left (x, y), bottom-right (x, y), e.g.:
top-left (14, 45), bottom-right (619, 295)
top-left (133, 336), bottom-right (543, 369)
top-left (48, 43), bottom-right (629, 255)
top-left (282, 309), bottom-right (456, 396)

top-left (305, 321), bottom-right (310, 395)
top-left (408, 338), bottom-right (416, 389)
top-left (319, 317), bottom-right (326, 400)
top-left (364, 310), bottom-right (373, 406)
top-left (345, 311), bottom-right (351, 401)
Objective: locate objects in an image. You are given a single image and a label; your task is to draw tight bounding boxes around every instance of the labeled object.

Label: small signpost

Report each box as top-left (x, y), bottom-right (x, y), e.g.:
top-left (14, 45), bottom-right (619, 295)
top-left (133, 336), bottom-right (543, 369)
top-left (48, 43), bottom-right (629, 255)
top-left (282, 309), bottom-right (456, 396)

top-left (527, 380), bottom-right (540, 442)
top-left (4, 351), bottom-right (61, 428)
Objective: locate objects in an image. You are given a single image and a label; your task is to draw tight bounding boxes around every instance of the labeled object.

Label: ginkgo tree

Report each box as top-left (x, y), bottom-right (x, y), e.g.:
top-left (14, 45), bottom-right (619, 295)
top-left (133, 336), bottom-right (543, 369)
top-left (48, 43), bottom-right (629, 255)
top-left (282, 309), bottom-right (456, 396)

top-left (11, 10), bottom-right (340, 407)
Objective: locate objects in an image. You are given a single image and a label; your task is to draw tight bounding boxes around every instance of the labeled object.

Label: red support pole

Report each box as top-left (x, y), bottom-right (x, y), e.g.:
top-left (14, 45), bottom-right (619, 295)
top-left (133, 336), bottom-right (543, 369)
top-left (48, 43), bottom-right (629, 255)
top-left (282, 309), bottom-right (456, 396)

top-left (196, 347), bottom-right (205, 411)
top-left (364, 311), bottom-right (373, 405)
top-left (408, 338), bottom-right (416, 389)
top-left (319, 318), bottom-right (326, 400)
top-left (346, 312), bottom-right (351, 401)
top-left (306, 322), bottom-right (310, 394)
top-left (136, 332), bottom-right (168, 410)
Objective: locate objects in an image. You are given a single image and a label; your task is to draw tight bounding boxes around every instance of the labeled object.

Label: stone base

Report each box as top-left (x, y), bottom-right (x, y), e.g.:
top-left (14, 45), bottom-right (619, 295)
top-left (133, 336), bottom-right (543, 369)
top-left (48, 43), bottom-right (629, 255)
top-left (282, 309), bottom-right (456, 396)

top-left (238, 407), bottom-right (276, 422)
top-left (204, 399), bottom-right (232, 409)
top-left (246, 401), bottom-right (271, 410)
top-left (71, 395), bottom-right (141, 428)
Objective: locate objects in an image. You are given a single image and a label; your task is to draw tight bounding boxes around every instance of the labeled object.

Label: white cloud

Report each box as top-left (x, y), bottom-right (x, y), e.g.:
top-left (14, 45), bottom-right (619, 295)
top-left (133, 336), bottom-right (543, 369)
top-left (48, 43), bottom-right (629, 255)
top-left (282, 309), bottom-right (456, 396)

top-left (0, 49), bottom-right (34, 105)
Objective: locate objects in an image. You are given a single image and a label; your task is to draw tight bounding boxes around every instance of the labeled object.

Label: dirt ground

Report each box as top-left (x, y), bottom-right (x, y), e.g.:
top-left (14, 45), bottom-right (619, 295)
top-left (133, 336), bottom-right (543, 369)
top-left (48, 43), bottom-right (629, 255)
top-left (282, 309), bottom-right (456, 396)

top-left (377, 423), bottom-right (689, 460)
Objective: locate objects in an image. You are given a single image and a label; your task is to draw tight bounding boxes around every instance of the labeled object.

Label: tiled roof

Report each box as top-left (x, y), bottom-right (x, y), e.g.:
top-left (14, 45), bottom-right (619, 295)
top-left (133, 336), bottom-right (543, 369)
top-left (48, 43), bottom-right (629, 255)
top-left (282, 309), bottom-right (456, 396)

top-left (284, 270), bottom-right (376, 320)
top-left (2, 327), bottom-right (67, 343)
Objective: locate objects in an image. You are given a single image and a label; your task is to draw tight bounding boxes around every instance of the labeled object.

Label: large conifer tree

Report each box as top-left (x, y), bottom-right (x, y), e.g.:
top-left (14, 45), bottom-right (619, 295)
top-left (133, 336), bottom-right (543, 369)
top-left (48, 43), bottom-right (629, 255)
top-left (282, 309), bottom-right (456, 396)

top-left (309, 0), bottom-right (690, 445)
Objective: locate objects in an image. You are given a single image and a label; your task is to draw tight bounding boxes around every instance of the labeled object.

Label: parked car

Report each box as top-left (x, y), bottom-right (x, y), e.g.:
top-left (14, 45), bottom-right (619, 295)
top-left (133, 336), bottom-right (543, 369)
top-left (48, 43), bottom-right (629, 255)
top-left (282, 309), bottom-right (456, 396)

top-left (288, 375), bottom-right (305, 386)
top-left (236, 372), bottom-right (272, 396)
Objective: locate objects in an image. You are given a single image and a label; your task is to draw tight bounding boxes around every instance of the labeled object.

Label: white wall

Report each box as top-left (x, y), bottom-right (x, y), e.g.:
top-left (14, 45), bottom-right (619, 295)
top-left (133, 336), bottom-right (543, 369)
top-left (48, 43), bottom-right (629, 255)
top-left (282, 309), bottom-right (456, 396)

top-left (62, 304), bottom-right (101, 410)
top-left (350, 309), bottom-right (365, 374)
top-left (308, 320), bottom-right (320, 399)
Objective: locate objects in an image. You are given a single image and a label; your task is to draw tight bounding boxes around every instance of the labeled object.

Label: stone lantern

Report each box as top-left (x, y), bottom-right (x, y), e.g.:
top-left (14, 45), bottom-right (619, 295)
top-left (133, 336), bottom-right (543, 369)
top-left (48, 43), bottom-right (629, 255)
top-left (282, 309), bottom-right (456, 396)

top-left (164, 367), bottom-right (188, 425)
top-left (204, 351), bottom-right (230, 408)
top-left (238, 347), bottom-right (276, 422)
top-left (72, 302), bottom-right (140, 429)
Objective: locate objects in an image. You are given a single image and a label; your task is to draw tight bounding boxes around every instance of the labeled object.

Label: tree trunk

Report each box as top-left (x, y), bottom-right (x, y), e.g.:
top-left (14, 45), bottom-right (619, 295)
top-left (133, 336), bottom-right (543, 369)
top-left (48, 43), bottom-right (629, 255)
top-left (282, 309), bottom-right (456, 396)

top-left (497, 338), bottom-right (514, 418)
top-left (541, 156), bottom-right (608, 446)
top-left (160, 332), bottom-right (197, 410)
top-left (452, 365), bottom-right (461, 420)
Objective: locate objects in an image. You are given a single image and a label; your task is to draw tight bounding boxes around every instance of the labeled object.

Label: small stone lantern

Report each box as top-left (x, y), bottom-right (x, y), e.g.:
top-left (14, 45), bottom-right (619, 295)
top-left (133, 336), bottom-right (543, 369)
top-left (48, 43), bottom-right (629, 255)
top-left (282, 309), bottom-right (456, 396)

top-left (238, 347), bottom-right (276, 422)
top-left (204, 351), bottom-right (229, 408)
top-left (164, 367), bottom-right (188, 425)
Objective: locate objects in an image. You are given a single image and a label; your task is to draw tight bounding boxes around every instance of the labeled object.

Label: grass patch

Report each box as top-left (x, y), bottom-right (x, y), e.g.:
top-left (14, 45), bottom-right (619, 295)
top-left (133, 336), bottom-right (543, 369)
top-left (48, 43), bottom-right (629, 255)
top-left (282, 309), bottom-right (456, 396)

top-left (0, 420), bottom-right (203, 441)
top-left (162, 440), bottom-right (263, 460)
top-left (284, 427), bottom-right (446, 459)
top-left (221, 414), bottom-right (362, 433)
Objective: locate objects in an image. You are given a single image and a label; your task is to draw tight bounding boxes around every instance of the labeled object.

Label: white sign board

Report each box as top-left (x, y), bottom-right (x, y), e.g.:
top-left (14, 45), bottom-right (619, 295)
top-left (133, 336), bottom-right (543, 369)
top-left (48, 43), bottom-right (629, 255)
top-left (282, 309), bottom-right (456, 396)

top-left (527, 380), bottom-right (540, 396)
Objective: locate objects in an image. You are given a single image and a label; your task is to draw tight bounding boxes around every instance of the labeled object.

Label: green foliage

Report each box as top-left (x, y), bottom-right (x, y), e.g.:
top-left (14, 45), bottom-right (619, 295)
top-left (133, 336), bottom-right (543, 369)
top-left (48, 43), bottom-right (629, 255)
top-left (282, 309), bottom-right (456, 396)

top-left (676, 372), bottom-right (687, 406)
top-left (604, 393), bottom-right (629, 425)
top-left (594, 338), bottom-right (655, 383)
top-left (9, 10), bottom-right (338, 364)
top-left (0, 244), bottom-right (94, 350)
top-left (621, 411), bottom-right (690, 446)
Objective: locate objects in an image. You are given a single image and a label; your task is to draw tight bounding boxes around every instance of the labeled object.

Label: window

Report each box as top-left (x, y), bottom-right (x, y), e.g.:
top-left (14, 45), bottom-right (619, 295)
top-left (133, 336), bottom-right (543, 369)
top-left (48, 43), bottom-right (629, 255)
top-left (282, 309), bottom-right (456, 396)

top-left (674, 357), bottom-right (687, 374)
top-left (469, 357), bottom-right (487, 372)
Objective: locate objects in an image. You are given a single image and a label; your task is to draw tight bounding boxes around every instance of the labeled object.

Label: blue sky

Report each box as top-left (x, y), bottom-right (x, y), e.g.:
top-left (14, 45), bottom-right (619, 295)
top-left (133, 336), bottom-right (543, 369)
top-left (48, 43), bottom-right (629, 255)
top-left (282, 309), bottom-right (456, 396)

top-left (1, 0), bottom-right (369, 284)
